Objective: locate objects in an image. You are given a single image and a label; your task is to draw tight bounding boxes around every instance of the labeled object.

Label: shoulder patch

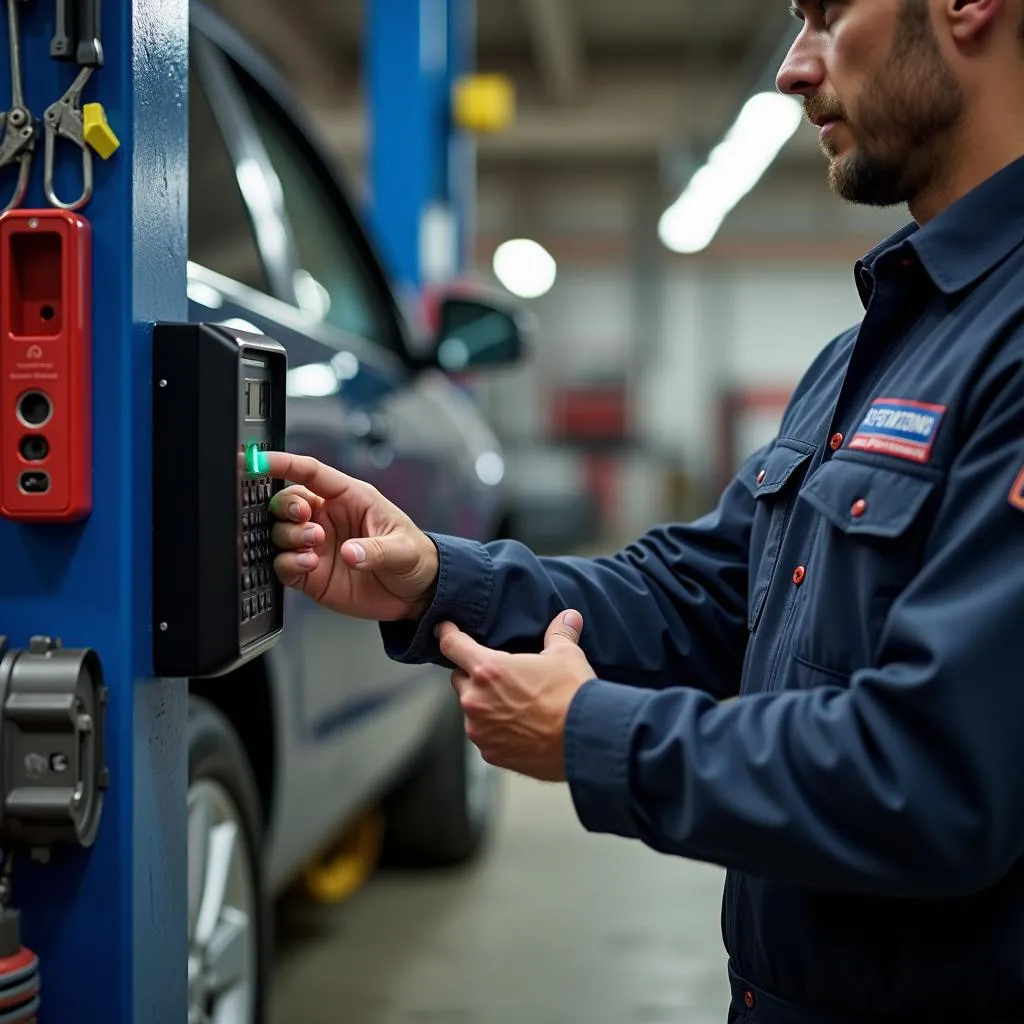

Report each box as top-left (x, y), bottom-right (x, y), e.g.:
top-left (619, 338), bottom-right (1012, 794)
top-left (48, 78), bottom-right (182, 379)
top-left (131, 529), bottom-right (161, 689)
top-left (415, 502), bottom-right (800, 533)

top-left (1009, 465), bottom-right (1024, 512)
top-left (848, 397), bottom-right (946, 464)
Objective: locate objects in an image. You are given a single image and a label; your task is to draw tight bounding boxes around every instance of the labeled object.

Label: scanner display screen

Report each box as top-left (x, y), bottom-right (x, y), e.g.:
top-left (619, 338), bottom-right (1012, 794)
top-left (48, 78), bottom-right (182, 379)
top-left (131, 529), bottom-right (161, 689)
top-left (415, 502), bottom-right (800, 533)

top-left (244, 379), bottom-right (270, 421)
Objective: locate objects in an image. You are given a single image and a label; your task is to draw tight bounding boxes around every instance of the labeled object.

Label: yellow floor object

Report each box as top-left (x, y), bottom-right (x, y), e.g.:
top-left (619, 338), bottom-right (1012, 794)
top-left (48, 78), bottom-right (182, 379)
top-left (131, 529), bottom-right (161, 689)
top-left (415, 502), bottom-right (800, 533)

top-left (302, 809), bottom-right (385, 904)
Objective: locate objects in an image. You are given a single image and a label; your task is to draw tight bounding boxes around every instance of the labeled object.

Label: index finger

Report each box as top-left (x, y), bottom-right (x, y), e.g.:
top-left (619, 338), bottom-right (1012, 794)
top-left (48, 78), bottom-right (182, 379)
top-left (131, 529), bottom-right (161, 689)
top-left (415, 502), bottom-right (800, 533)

top-left (436, 622), bottom-right (490, 675)
top-left (263, 451), bottom-right (360, 502)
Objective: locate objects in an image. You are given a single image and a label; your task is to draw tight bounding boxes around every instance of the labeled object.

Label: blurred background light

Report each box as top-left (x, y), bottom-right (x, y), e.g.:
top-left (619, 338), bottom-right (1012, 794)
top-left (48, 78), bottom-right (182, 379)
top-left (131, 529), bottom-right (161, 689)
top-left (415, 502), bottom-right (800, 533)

top-left (493, 238), bottom-right (558, 299)
top-left (659, 92), bottom-right (804, 255)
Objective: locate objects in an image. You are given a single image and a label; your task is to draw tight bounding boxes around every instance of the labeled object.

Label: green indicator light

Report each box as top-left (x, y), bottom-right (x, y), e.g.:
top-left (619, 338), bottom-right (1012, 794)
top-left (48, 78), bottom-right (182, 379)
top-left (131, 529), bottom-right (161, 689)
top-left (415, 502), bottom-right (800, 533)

top-left (244, 443), bottom-right (270, 475)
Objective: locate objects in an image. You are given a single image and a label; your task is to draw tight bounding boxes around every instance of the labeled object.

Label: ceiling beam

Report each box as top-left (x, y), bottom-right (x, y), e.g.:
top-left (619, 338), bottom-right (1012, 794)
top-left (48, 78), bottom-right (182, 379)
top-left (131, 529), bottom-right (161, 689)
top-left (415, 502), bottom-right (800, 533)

top-left (310, 60), bottom-right (825, 165)
top-left (518, 0), bottom-right (586, 104)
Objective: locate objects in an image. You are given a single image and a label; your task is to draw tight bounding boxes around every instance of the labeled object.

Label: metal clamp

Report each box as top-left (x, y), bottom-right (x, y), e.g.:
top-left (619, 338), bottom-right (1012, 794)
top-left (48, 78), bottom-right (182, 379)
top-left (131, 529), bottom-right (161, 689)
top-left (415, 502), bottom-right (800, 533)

top-left (0, 636), bottom-right (109, 851)
top-left (0, 0), bottom-right (36, 212)
top-left (43, 67), bottom-right (94, 211)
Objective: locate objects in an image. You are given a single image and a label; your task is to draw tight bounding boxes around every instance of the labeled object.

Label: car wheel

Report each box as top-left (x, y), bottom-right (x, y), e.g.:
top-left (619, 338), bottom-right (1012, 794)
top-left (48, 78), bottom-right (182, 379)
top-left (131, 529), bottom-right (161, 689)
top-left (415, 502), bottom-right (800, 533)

top-left (383, 687), bottom-right (501, 866)
top-left (187, 697), bottom-right (269, 1024)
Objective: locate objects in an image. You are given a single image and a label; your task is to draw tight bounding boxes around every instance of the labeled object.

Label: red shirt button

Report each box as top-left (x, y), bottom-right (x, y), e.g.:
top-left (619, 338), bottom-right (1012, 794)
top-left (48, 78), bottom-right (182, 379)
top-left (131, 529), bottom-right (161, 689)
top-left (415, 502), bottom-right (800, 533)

top-left (756, 469), bottom-right (766, 485)
top-left (851, 499), bottom-right (867, 518)
top-left (744, 990), bottom-right (755, 1009)
top-left (829, 432), bottom-right (844, 451)
top-left (792, 565), bottom-right (806, 586)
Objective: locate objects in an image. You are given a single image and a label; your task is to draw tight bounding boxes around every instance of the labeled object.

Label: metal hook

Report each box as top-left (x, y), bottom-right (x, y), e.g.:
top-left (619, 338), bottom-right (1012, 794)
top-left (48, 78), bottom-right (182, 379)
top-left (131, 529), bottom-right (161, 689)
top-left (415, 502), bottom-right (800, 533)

top-left (0, 0), bottom-right (35, 212)
top-left (42, 67), bottom-right (93, 211)
top-left (0, 140), bottom-right (32, 212)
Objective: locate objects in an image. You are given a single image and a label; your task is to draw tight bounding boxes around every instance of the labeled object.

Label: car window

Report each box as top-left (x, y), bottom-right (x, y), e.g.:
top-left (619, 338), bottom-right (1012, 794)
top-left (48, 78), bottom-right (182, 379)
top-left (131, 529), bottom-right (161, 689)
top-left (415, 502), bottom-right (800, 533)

top-left (241, 89), bottom-right (390, 349)
top-left (188, 65), bottom-right (270, 293)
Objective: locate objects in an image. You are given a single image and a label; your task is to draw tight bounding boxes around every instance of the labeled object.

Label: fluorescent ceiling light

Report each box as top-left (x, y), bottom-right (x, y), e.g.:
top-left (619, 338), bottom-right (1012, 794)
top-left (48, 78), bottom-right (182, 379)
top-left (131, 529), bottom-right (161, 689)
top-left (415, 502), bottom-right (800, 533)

top-left (659, 92), bottom-right (803, 255)
top-left (493, 239), bottom-right (557, 299)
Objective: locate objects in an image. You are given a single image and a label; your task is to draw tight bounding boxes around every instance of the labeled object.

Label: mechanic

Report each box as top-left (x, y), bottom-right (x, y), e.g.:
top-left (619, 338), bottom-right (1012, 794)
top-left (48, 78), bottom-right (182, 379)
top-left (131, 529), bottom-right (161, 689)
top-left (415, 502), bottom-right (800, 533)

top-left (265, 0), bottom-right (1024, 1019)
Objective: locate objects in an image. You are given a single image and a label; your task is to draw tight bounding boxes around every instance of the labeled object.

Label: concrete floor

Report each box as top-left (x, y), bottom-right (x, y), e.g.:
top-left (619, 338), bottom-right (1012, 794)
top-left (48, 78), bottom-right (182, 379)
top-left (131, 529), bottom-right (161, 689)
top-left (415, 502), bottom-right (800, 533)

top-left (270, 772), bottom-right (730, 1024)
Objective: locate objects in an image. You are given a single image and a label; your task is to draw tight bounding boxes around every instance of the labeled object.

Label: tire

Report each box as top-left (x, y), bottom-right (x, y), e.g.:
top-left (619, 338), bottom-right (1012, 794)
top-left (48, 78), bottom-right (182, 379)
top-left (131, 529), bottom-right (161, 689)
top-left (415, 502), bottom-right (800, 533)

top-left (382, 688), bottom-right (501, 867)
top-left (187, 697), bottom-right (270, 1024)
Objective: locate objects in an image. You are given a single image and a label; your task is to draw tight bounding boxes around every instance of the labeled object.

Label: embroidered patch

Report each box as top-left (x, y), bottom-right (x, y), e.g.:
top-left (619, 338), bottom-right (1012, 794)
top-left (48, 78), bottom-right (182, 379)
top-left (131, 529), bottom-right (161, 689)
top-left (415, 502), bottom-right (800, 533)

top-left (848, 397), bottom-right (947, 464)
top-left (1008, 465), bottom-right (1024, 512)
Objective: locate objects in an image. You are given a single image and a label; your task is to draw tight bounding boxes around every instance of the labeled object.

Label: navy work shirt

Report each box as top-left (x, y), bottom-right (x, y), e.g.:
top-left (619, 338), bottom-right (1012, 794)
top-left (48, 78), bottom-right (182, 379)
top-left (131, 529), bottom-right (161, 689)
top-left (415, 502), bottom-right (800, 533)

top-left (382, 155), bottom-right (1024, 1022)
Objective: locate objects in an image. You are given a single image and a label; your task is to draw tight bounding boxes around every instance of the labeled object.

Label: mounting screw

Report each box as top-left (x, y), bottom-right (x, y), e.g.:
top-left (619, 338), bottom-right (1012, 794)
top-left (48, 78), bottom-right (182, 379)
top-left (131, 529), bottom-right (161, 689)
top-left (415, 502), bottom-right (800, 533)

top-left (159, 622), bottom-right (168, 632)
top-left (27, 218), bottom-right (37, 229)
top-left (158, 379), bottom-right (167, 388)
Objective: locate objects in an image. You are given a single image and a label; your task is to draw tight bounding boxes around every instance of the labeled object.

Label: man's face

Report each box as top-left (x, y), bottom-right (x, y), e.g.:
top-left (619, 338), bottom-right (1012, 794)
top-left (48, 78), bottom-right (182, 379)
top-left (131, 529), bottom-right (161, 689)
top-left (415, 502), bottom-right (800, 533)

top-left (778, 0), bottom-right (965, 207)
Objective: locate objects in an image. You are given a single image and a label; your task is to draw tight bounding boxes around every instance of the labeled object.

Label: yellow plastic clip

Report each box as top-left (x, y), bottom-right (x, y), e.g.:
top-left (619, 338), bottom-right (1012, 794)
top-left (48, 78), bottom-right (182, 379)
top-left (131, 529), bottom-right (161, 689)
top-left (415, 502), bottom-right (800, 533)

top-left (82, 103), bottom-right (120, 159)
top-left (452, 74), bottom-right (516, 135)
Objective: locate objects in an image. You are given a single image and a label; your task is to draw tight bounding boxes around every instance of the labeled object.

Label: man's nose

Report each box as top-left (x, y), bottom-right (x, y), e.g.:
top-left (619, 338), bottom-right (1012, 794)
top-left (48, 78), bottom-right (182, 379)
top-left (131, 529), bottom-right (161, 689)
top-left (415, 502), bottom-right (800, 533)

top-left (776, 32), bottom-right (825, 97)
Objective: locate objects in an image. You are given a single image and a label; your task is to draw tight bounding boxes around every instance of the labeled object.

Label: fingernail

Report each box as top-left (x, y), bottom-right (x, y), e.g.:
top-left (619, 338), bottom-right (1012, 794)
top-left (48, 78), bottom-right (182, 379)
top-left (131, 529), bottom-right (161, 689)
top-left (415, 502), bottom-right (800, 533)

top-left (288, 502), bottom-right (301, 521)
top-left (297, 553), bottom-right (316, 569)
top-left (349, 542), bottom-right (366, 564)
top-left (302, 526), bottom-right (319, 544)
top-left (563, 610), bottom-right (583, 632)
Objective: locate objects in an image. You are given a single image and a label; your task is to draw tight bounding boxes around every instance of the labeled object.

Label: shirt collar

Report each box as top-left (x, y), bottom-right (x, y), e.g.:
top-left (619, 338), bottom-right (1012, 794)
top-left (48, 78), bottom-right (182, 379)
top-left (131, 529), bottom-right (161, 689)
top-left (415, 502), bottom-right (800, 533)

top-left (854, 153), bottom-right (1024, 306)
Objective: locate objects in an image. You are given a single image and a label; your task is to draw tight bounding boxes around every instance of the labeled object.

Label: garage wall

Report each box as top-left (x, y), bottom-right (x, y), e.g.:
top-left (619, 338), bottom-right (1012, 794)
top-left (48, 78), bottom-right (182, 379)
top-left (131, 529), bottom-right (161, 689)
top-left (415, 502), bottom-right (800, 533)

top-left (468, 173), bottom-right (910, 535)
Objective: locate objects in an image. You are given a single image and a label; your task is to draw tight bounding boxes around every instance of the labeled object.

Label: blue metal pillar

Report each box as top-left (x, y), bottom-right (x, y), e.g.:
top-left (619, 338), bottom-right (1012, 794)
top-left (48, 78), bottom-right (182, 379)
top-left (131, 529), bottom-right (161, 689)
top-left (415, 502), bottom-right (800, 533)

top-left (366, 0), bottom-right (475, 292)
top-left (0, 1), bottom-right (188, 1021)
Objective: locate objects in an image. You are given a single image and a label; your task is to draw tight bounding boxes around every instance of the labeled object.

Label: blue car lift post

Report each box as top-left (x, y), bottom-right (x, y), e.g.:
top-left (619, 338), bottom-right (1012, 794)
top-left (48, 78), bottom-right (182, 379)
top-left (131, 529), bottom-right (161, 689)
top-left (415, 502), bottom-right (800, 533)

top-left (0, 0), bottom-right (189, 1020)
top-left (366, 0), bottom-right (476, 293)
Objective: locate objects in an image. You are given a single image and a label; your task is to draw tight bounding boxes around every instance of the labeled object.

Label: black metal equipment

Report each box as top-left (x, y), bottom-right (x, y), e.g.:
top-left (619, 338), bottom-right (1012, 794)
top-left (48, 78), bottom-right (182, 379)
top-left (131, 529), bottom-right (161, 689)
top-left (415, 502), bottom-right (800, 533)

top-left (152, 322), bottom-right (288, 679)
top-left (0, 637), bottom-right (107, 851)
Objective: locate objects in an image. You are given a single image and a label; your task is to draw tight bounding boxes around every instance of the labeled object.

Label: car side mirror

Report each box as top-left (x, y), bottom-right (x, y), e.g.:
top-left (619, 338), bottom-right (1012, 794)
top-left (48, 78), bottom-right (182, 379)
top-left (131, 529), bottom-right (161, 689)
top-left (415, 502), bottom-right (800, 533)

top-left (430, 296), bottom-right (533, 373)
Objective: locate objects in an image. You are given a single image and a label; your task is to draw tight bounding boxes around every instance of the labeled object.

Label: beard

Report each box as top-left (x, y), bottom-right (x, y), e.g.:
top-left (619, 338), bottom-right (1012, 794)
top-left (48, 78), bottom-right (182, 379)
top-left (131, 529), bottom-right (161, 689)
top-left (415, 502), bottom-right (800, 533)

top-left (807, 0), bottom-right (965, 207)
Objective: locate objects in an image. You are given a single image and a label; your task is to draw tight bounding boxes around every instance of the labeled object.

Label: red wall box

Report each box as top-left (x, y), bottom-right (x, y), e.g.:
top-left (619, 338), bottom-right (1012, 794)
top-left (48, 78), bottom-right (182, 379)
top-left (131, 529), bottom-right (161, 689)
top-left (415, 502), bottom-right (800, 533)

top-left (0, 209), bottom-right (92, 522)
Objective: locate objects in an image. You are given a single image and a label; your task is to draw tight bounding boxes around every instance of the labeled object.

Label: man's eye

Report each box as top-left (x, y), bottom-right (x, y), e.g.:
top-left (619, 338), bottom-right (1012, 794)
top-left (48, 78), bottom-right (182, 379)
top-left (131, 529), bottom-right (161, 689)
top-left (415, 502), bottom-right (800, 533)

top-left (818, 0), bottom-right (838, 21)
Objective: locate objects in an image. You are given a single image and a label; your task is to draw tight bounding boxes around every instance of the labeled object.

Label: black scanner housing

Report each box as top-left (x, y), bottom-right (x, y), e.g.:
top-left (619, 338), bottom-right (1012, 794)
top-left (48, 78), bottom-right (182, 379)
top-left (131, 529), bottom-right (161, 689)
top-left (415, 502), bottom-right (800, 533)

top-left (152, 322), bottom-right (287, 678)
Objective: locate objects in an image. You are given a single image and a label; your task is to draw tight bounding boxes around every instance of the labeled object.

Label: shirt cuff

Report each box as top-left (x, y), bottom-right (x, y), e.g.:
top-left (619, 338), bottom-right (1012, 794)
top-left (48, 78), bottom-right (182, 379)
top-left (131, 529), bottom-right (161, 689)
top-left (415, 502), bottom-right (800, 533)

top-left (379, 533), bottom-right (495, 664)
top-left (564, 678), bottom-right (651, 840)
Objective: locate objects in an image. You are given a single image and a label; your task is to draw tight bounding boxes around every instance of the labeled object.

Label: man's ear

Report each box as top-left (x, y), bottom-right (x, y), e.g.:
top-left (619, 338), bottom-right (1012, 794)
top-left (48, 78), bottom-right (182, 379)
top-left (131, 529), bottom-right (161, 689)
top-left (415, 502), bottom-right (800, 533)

top-left (945, 0), bottom-right (1006, 45)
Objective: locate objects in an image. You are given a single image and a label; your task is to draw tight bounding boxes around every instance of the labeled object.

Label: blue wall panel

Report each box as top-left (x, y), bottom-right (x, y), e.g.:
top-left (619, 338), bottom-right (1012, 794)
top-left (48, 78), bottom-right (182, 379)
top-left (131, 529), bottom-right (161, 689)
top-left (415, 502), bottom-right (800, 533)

top-left (0, 0), bottom-right (189, 1019)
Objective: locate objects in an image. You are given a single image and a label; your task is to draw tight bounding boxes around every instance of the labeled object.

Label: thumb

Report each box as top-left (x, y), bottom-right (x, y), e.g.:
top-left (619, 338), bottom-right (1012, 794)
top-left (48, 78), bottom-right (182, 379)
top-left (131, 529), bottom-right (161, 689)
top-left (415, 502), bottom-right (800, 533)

top-left (341, 532), bottom-right (419, 573)
top-left (544, 610), bottom-right (583, 651)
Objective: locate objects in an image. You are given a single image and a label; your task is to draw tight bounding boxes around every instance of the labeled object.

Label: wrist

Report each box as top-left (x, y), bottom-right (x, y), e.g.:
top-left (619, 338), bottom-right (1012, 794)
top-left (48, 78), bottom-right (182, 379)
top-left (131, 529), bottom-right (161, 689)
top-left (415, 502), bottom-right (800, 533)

top-left (406, 536), bottom-right (440, 620)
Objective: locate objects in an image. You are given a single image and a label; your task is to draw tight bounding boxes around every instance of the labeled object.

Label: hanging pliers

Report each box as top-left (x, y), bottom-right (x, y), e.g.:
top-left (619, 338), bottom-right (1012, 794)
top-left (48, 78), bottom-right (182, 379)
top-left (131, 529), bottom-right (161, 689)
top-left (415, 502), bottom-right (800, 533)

top-left (0, 0), bottom-right (37, 212)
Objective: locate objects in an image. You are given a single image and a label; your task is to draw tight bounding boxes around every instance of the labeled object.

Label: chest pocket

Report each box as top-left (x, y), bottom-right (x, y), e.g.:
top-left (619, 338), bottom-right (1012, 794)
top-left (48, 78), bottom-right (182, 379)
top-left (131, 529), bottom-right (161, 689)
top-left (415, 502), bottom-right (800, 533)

top-left (795, 456), bottom-right (939, 674)
top-left (746, 441), bottom-right (815, 632)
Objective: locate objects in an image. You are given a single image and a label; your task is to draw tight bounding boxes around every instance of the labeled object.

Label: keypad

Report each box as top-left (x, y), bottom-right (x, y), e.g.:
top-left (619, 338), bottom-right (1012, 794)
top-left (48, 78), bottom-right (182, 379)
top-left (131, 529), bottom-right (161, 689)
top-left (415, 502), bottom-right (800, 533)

top-left (240, 441), bottom-right (276, 624)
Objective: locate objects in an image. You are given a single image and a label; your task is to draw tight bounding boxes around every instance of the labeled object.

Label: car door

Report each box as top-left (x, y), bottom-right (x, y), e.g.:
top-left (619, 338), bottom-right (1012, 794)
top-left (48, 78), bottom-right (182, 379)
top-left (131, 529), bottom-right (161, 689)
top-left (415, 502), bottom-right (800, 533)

top-left (189, 10), bottom-right (485, 881)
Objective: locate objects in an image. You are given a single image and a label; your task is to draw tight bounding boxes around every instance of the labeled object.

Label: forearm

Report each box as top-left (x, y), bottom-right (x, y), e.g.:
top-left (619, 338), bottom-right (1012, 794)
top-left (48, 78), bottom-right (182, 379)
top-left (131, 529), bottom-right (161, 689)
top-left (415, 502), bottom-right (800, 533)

top-left (566, 655), bottom-right (1021, 899)
top-left (381, 516), bottom-right (750, 700)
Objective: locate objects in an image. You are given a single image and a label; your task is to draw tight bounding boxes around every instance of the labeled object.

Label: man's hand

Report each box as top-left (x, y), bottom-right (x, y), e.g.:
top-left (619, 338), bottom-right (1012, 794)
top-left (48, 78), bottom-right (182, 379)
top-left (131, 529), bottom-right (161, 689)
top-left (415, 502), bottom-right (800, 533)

top-left (265, 451), bottom-right (440, 622)
top-left (438, 610), bottom-right (595, 782)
